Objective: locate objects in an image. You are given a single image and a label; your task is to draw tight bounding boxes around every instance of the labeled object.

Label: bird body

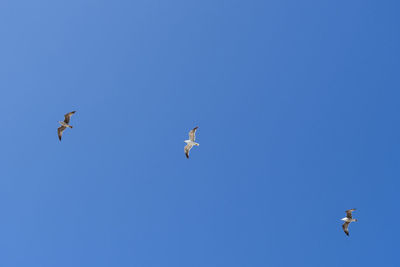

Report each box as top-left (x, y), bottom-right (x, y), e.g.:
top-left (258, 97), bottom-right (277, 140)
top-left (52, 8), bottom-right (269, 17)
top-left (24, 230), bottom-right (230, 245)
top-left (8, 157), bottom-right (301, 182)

top-left (184, 140), bottom-right (199, 146)
top-left (58, 121), bottom-right (73, 128)
top-left (341, 217), bottom-right (357, 223)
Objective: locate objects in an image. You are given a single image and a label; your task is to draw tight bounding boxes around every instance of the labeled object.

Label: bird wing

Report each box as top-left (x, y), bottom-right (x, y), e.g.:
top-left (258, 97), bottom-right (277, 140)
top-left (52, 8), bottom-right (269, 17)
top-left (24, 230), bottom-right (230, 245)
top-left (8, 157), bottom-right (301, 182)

top-left (346, 209), bottom-right (356, 219)
top-left (58, 126), bottom-right (66, 141)
top-left (64, 111), bottom-right (76, 124)
top-left (189, 126), bottom-right (198, 142)
top-left (184, 144), bottom-right (194, 159)
top-left (342, 222), bottom-right (350, 236)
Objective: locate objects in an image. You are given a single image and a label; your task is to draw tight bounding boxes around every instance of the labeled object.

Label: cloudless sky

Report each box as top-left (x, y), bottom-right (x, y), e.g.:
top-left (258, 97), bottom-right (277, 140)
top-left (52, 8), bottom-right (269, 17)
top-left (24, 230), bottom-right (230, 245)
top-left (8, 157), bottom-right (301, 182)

top-left (0, 0), bottom-right (399, 266)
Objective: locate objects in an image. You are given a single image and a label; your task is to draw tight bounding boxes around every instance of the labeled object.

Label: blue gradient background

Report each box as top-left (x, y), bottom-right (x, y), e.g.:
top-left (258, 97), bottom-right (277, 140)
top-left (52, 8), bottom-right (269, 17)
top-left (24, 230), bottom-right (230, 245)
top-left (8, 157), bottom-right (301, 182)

top-left (0, 0), bottom-right (399, 266)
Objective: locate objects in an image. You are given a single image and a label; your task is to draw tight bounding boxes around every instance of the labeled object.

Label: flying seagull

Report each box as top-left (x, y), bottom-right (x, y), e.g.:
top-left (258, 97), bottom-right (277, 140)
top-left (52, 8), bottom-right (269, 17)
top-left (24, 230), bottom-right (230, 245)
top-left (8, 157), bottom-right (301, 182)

top-left (341, 209), bottom-right (357, 236)
top-left (58, 111), bottom-right (76, 141)
top-left (184, 126), bottom-right (199, 159)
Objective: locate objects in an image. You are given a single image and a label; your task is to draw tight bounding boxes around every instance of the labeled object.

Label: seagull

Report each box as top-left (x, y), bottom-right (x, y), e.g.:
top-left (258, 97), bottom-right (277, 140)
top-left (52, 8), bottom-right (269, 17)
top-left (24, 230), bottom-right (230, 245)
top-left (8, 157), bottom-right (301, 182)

top-left (58, 111), bottom-right (76, 141)
top-left (184, 126), bottom-right (199, 159)
top-left (341, 209), bottom-right (357, 236)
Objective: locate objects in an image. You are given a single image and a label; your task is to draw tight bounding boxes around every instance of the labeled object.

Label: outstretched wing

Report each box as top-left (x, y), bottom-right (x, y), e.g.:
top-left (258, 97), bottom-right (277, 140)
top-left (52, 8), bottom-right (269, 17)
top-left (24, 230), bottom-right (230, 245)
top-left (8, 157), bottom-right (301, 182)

top-left (346, 209), bottom-right (356, 219)
top-left (189, 126), bottom-right (198, 142)
top-left (342, 222), bottom-right (350, 236)
top-left (58, 126), bottom-right (66, 141)
top-left (184, 144), bottom-right (193, 159)
top-left (64, 111), bottom-right (76, 124)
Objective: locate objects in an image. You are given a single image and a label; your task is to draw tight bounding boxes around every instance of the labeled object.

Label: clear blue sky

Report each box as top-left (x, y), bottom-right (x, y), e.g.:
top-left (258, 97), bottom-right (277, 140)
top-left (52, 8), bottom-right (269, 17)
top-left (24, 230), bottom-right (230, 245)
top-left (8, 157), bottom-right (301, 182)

top-left (0, 0), bottom-right (399, 266)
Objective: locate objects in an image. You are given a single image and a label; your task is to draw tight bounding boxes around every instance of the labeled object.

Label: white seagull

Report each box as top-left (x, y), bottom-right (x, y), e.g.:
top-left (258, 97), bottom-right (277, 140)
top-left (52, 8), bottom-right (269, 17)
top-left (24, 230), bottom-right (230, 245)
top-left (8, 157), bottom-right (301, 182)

top-left (58, 111), bottom-right (76, 141)
top-left (341, 209), bottom-right (357, 236)
top-left (184, 126), bottom-right (199, 159)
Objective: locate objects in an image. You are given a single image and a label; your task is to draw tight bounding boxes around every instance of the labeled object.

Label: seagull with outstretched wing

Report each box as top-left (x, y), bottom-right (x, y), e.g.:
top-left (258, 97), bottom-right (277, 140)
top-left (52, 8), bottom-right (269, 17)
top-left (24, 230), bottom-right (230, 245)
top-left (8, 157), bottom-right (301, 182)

top-left (58, 111), bottom-right (76, 141)
top-left (341, 209), bottom-right (357, 236)
top-left (184, 126), bottom-right (199, 159)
